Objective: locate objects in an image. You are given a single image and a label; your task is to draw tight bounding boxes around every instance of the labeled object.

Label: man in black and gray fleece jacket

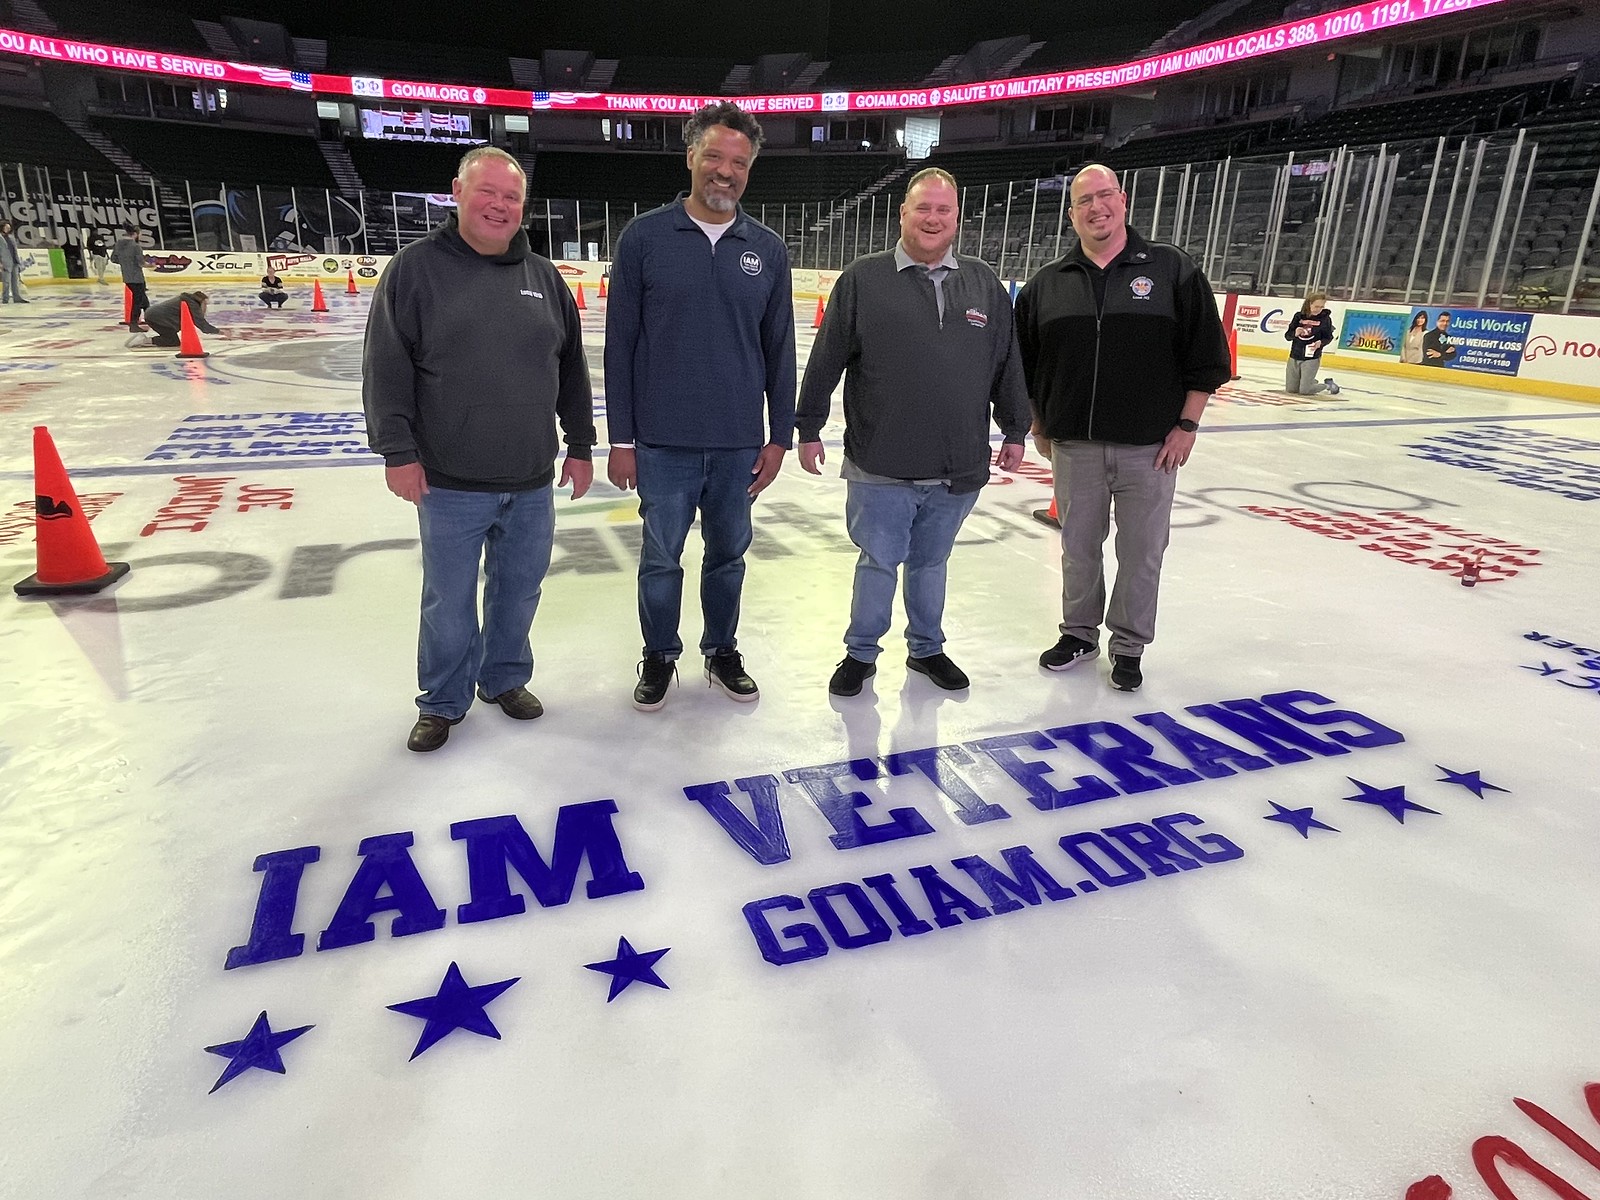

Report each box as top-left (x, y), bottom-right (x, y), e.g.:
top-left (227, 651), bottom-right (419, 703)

top-left (798, 167), bottom-right (1030, 698)
top-left (363, 146), bottom-right (595, 753)
top-left (1016, 162), bottom-right (1230, 694)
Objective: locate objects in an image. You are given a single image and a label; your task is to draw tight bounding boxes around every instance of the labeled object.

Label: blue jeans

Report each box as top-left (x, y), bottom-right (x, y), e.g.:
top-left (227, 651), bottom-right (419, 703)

top-left (0, 264), bottom-right (20, 303)
top-left (635, 444), bottom-right (759, 660)
top-left (844, 479), bottom-right (978, 662)
top-left (415, 484), bottom-right (555, 718)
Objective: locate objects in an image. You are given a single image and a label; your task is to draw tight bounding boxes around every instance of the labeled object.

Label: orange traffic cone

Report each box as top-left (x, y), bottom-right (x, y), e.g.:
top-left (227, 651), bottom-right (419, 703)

top-left (812, 295), bottom-right (826, 328)
top-left (123, 285), bottom-right (134, 325)
top-left (1032, 495), bottom-right (1060, 529)
top-left (598, 275), bottom-right (607, 299)
top-left (574, 283), bottom-right (586, 310)
top-left (176, 301), bottom-right (209, 360)
top-left (1228, 328), bottom-right (1241, 380)
top-left (311, 279), bottom-right (329, 313)
top-left (13, 426), bottom-right (131, 596)
top-left (346, 269), bottom-right (359, 296)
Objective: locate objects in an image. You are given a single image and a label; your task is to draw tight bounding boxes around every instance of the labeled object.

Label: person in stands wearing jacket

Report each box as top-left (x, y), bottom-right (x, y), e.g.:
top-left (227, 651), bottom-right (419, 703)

top-left (1284, 291), bottom-right (1340, 395)
top-left (1016, 163), bottom-right (1231, 693)
top-left (604, 101), bottom-right (796, 713)
top-left (796, 167), bottom-right (1030, 698)
top-left (363, 146), bottom-right (595, 753)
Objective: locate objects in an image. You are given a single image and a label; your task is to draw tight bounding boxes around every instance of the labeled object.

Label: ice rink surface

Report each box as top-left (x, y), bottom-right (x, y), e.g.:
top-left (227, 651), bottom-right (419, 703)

top-left (2, 283), bottom-right (1598, 1199)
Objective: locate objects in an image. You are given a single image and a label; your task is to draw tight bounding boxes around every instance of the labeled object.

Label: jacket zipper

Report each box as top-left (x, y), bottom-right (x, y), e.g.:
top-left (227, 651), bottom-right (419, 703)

top-left (1085, 264), bottom-right (1106, 439)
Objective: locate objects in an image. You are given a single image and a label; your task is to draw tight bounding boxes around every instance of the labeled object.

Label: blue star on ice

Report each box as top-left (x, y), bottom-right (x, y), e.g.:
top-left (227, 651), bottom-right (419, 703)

top-left (387, 962), bottom-right (520, 1060)
top-left (1435, 765), bottom-right (1510, 798)
top-left (1263, 801), bottom-right (1339, 838)
top-left (204, 1011), bottom-right (313, 1094)
top-left (1342, 777), bottom-right (1440, 823)
top-left (584, 936), bottom-right (671, 1003)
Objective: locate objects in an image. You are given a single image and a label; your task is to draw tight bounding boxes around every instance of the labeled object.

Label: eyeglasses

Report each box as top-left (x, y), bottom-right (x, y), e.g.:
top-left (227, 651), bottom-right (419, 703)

top-left (1071, 188), bottom-right (1123, 210)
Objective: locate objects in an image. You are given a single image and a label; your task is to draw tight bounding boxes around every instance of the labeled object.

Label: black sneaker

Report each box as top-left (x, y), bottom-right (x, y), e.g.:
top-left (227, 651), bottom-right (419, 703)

top-left (828, 656), bottom-right (876, 697)
top-left (1110, 654), bottom-right (1143, 692)
top-left (633, 655), bottom-right (676, 712)
top-left (906, 652), bottom-right (969, 691)
top-left (705, 649), bottom-right (759, 702)
top-left (1040, 634), bottom-right (1099, 672)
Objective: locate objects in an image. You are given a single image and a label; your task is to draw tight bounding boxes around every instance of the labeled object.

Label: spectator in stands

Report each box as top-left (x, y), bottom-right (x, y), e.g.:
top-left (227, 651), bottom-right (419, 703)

top-left (1422, 310), bottom-right (1458, 365)
top-left (127, 291), bottom-right (220, 348)
top-left (1015, 162), bottom-right (1230, 693)
top-left (362, 146), bottom-right (595, 753)
top-left (111, 226), bottom-right (148, 330)
top-left (0, 221), bottom-right (27, 304)
top-left (88, 231), bottom-right (111, 284)
top-left (1402, 310), bottom-right (1428, 364)
top-left (796, 167), bottom-right (1030, 697)
top-left (604, 101), bottom-right (796, 712)
top-left (259, 270), bottom-right (288, 308)
top-left (1283, 291), bottom-right (1340, 395)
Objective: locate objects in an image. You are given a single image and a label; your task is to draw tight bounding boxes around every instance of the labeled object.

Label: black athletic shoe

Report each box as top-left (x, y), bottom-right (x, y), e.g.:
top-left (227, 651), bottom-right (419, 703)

top-left (1040, 634), bottom-right (1100, 671)
top-left (1110, 654), bottom-right (1144, 692)
top-left (906, 652), bottom-right (969, 691)
top-left (705, 649), bottom-right (759, 702)
top-left (633, 655), bottom-right (676, 712)
top-left (828, 656), bottom-right (877, 697)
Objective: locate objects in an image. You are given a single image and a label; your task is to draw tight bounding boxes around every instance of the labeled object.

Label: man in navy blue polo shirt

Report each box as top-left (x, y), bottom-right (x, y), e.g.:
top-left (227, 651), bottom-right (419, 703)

top-left (604, 101), bottom-right (797, 712)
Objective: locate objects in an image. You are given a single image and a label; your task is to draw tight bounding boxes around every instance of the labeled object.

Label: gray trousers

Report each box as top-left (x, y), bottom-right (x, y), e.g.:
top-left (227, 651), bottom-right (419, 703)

top-left (1050, 440), bottom-right (1178, 657)
top-left (1285, 357), bottom-right (1327, 393)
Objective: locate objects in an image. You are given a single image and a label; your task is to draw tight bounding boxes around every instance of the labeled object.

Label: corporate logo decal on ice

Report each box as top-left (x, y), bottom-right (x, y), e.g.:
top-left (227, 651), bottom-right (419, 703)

top-left (207, 688), bottom-right (1509, 1091)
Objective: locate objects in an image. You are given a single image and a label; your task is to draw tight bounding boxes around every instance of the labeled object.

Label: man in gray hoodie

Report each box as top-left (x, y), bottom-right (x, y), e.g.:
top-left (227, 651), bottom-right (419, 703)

top-left (363, 147), bottom-right (596, 753)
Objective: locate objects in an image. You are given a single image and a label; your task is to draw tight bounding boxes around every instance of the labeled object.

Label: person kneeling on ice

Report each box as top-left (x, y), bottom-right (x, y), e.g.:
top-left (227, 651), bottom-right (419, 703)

top-left (1283, 291), bottom-right (1340, 395)
top-left (259, 271), bottom-right (288, 308)
top-left (127, 291), bottom-right (221, 348)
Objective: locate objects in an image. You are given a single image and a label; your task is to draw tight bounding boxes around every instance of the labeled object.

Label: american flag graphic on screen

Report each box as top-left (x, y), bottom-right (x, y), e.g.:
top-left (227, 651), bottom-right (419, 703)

top-left (250, 67), bottom-right (314, 92)
top-left (529, 91), bottom-right (597, 110)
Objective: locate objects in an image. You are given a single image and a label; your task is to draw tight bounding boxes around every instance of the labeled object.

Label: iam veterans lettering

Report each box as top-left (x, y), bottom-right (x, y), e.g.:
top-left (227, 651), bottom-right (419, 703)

top-left (207, 689), bottom-right (1518, 1092)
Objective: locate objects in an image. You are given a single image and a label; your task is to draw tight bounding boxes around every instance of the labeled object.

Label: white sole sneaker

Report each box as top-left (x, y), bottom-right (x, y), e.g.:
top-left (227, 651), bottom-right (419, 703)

top-left (704, 668), bottom-right (759, 702)
top-left (1042, 647), bottom-right (1100, 672)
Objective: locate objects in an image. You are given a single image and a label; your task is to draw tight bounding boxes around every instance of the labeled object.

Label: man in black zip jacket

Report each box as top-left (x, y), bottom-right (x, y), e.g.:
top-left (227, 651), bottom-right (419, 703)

top-left (363, 147), bottom-right (596, 752)
top-left (1015, 163), bottom-right (1230, 692)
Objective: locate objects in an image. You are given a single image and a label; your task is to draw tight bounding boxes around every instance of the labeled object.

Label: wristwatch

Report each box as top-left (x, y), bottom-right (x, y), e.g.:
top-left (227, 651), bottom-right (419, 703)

top-left (1176, 418), bottom-right (1200, 433)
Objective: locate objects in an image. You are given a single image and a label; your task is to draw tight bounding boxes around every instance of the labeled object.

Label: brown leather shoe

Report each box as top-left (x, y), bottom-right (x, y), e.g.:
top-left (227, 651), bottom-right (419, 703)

top-left (407, 713), bottom-right (462, 752)
top-left (476, 685), bottom-right (544, 720)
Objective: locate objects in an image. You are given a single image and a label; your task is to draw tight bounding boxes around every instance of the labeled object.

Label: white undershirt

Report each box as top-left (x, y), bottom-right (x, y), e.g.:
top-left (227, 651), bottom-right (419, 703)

top-left (690, 213), bottom-right (734, 247)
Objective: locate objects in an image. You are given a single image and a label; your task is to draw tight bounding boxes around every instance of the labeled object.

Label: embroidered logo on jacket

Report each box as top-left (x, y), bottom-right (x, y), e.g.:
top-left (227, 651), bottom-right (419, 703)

top-left (740, 251), bottom-right (763, 276)
top-left (965, 308), bottom-right (988, 328)
top-left (1130, 276), bottom-right (1154, 299)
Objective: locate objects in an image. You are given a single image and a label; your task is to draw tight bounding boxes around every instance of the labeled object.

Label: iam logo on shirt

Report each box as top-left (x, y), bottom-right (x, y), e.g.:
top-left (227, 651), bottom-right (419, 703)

top-left (966, 308), bottom-right (988, 328)
top-left (1130, 276), bottom-right (1154, 299)
top-left (740, 251), bottom-right (763, 276)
